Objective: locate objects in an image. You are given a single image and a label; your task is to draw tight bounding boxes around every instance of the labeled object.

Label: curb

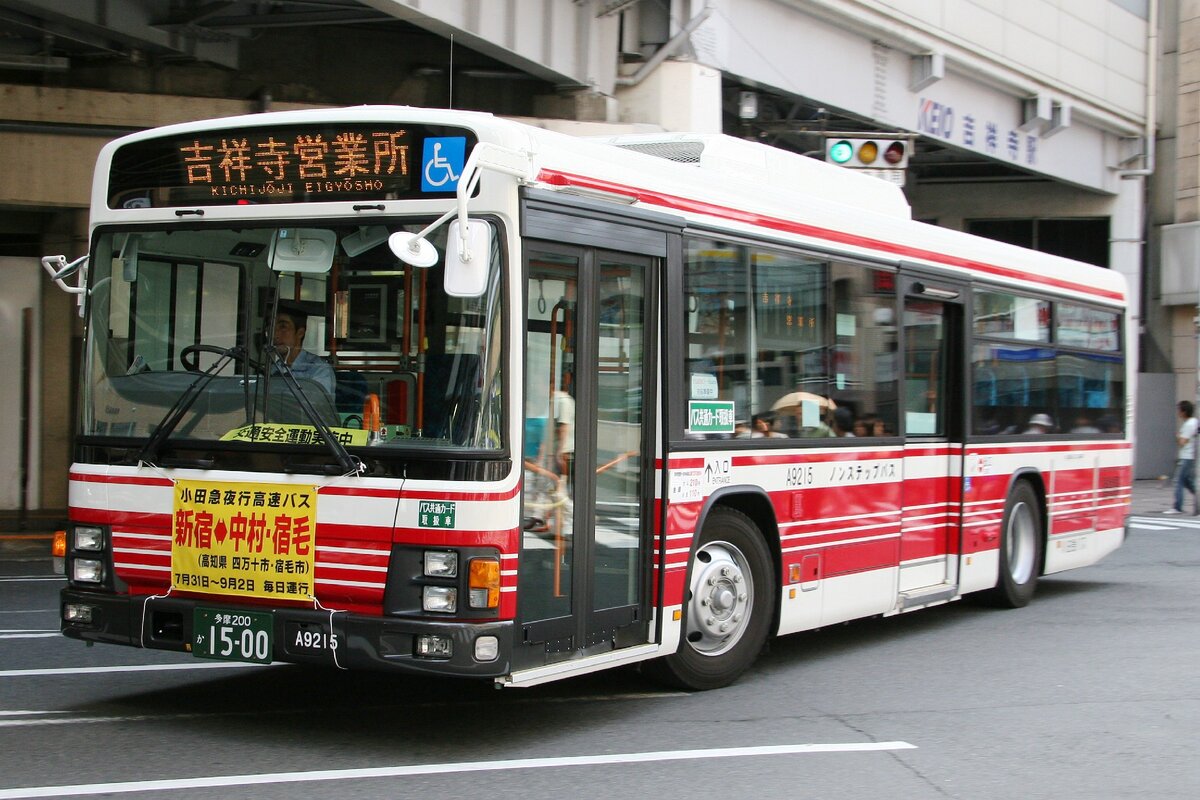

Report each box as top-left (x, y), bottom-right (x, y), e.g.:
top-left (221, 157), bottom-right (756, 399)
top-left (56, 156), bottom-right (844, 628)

top-left (0, 532), bottom-right (55, 557)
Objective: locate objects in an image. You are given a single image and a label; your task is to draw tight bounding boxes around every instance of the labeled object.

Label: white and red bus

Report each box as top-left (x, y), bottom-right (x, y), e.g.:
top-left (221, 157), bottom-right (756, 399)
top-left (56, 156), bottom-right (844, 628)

top-left (47, 106), bottom-right (1130, 689)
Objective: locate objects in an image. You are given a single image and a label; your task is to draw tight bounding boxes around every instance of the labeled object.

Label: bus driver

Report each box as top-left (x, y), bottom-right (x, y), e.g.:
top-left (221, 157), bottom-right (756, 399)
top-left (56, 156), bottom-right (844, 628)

top-left (272, 304), bottom-right (336, 397)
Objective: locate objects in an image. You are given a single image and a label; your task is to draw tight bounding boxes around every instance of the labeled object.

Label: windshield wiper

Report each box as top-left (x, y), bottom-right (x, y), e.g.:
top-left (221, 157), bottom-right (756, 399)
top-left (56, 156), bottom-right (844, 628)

top-left (265, 348), bottom-right (361, 475)
top-left (133, 347), bottom-right (244, 466)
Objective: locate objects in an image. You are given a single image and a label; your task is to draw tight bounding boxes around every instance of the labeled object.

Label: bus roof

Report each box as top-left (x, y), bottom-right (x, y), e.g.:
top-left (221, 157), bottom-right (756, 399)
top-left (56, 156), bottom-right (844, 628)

top-left (92, 105), bottom-right (1126, 307)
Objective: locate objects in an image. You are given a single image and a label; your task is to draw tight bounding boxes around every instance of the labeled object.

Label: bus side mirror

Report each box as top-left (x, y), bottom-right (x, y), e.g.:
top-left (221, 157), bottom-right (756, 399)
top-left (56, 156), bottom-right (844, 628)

top-left (443, 220), bottom-right (492, 298)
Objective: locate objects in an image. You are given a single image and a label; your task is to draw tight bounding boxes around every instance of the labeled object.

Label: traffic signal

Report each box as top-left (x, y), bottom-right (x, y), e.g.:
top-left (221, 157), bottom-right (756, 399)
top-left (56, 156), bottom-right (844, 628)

top-left (825, 137), bottom-right (909, 169)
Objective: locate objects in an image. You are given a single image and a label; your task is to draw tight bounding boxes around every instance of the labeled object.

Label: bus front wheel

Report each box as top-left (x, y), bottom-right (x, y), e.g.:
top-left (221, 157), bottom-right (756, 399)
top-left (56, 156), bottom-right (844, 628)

top-left (984, 481), bottom-right (1043, 608)
top-left (649, 507), bottom-right (774, 690)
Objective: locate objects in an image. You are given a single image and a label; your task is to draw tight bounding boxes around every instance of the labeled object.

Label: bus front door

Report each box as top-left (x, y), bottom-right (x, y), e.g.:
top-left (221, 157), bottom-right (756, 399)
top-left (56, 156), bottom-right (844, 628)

top-left (517, 243), bottom-right (656, 669)
top-left (899, 277), bottom-right (967, 605)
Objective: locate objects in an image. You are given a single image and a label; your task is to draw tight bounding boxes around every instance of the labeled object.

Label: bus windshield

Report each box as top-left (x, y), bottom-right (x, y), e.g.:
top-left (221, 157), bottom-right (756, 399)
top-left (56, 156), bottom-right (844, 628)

top-left (82, 220), bottom-right (504, 459)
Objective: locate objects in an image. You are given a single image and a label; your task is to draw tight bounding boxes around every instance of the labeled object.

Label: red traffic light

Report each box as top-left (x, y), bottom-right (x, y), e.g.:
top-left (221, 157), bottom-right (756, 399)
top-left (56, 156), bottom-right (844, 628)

top-left (883, 141), bottom-right (906, 165)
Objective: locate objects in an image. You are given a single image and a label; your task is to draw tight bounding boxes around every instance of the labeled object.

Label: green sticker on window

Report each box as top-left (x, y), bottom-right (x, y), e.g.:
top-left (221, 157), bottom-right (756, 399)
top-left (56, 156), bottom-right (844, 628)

top-left (688, 401), bottom-right (736, 434)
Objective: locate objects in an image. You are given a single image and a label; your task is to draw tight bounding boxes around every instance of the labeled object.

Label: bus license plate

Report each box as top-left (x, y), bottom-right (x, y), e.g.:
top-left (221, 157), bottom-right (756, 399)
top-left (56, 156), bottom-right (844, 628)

top-left (193, 608), bottom-right (273, 664)
top-left (285, 621), bottom-right (340, 656)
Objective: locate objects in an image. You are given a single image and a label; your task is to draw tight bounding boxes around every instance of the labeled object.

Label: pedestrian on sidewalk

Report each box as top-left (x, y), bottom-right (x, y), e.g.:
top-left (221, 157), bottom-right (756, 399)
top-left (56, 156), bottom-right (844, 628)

top-left (1165, 400), bottom-right (1198, 515)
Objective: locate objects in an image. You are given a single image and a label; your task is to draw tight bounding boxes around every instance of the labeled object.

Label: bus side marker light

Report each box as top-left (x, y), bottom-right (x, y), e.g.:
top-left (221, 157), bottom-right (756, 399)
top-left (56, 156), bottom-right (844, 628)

top-left (469, 558), bottom-right (500, 608)
top-left (475, 636), bottom-right (499, 662)
top-left (672, 610), bottom-right (682, 621)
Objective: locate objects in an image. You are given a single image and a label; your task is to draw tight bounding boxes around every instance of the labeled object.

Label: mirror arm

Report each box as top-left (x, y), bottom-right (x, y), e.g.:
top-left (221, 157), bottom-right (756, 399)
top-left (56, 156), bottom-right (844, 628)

top-left (40, 255), bottom-right (88, 296)
top-left (452, 143), bottom-right (534, 262)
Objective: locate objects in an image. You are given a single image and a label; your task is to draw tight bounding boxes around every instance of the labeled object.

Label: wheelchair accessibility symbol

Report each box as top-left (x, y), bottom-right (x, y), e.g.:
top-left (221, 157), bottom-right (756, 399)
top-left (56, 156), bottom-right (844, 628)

top-left (421, 137), bottom-right (466, 192)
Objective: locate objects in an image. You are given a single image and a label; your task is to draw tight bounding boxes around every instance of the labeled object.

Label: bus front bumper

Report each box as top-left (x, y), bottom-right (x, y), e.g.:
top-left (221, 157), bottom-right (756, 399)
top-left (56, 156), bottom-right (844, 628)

top-left (60, 588), bottom-right (512, 678)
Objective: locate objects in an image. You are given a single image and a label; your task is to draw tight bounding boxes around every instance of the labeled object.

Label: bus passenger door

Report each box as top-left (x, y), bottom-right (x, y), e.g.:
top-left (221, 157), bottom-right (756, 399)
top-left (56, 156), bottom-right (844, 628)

top-left (898, 277), bottom-right (967, 604)
top-left (517, 241), bottom-right (657, 669)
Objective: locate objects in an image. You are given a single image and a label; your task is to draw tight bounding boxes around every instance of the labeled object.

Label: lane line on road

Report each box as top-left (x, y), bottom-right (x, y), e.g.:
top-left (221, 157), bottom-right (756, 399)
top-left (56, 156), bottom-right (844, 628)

top-left (0, 577), bottom-right (63, 583)
top-left (0, 633), bottom-right (59, 640)
top-left (0, 691), bottom-right (692, 729)
top-left (1129, 515), bottom-right (1200, 530)
top-left (0, 662), bottom-right (268, 678)
top-left (0, 741), bottom-right (918, 798)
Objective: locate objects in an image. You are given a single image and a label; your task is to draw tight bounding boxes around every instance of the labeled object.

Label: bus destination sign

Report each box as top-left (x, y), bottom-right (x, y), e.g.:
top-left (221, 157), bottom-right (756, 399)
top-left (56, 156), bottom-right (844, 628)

top-left (107, 123), bottom-right (478, 209)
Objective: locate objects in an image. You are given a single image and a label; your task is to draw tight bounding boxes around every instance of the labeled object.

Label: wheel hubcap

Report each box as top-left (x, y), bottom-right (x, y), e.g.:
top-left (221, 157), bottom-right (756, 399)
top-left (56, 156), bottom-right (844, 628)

top-left (686, 541), bottom-right (754, 656)
top-left (1006, 501), bottom-right (1036, 584)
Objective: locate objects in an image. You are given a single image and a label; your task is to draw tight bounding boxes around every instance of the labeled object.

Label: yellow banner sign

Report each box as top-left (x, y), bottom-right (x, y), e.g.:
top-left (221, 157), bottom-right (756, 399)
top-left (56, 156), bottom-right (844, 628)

top-left (171, 480), bottom-right (318, 601)
top-left (219, 424), bottom-right (369, 447)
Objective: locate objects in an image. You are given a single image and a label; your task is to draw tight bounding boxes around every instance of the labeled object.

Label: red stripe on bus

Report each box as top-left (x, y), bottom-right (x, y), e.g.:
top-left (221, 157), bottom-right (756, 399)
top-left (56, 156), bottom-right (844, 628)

top-left (538, 169), bottom-right (1125, 303)
top-left (71, 507), bottom-right (172, 527)
top-left (969, 442), bottom-right (1132, 455)
top-left (731, 449), bottom-right (900, 466)
top-left (70, 472), bottom-right (174, 487)
top-left (322, 484), bottom-right (522, 502)
top-left (390, 527), bottom-right (519, 551)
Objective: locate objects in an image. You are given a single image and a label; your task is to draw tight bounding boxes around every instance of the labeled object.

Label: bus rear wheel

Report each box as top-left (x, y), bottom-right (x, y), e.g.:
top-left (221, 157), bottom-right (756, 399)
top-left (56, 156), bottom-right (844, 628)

top-left (984, 481), bottom-right (1043, 608)
top-left (648, 507), bottom-right (774, 690)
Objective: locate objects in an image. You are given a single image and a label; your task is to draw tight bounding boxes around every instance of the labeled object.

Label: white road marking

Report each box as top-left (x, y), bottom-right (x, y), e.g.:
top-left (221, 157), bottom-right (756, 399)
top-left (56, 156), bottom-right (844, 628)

top-left (0, 662), bottom-right (267, 678)
top-left (1129, 515), bottom-right (1200, 530)
top-left (0, 610), bottom-right (58, 615)
top-left (0, 577), bottom-right (62, 583)
top-left (0, 741), bottom-right (917, 798)
top-left (0, 633), bottom-right (59, 640)
top-left (0, 691), bottom-right (691, 729)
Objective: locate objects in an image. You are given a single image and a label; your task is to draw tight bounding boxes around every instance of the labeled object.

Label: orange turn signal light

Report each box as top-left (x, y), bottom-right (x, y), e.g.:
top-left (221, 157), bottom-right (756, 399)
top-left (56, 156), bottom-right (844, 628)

top-left (468, 558), bottom-right (500, 609)
top-left (51, 530), bottom-right (67, 558)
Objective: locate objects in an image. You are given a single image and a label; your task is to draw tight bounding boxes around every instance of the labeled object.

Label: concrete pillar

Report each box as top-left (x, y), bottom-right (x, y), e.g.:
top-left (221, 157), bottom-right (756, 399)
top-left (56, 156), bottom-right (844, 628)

top-left (614, 60), bottom-right (722, 133)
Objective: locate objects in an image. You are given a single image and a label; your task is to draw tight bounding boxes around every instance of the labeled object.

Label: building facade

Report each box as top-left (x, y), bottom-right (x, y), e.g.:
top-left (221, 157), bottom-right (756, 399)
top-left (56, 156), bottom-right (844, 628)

top-left (0, 0), bottom-right (1161, 514)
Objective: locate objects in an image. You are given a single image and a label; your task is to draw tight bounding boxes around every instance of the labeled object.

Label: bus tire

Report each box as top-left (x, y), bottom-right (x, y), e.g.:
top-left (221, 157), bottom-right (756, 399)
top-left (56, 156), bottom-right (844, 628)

top-left (984, 480), bottom-right (1043, 608)
top-left (648, 507), bottom-right (774, 690)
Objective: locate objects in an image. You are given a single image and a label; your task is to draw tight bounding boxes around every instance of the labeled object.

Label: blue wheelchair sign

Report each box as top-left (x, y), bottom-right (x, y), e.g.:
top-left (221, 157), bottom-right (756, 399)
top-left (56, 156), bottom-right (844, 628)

top-left (421, 137), bottom-right (466, 192)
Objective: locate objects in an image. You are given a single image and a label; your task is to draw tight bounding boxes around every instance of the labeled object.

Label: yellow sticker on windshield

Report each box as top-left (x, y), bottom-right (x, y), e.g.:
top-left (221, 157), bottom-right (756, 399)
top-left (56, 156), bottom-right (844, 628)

top-left (171, 480), bottom-right (318, 601)
top-left (219, 423), bottom-right (369, 447)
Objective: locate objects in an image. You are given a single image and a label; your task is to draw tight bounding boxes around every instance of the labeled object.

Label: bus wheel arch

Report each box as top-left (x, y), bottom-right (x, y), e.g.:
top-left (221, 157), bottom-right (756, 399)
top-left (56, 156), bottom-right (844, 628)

top-left (984, 474), bottom-right (1046, 608)
top-left (648, 496), bottom-right (777, 690)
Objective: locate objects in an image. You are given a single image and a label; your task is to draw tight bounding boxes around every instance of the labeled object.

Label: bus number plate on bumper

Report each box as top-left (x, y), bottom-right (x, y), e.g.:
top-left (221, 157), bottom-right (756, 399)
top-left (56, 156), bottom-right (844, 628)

top-left (193, 608), bottom-right (272, 664)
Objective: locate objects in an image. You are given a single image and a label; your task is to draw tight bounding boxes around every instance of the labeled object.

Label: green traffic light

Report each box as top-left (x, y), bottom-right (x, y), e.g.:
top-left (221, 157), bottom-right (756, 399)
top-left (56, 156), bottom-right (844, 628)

top-left (829, 140), bottom-right (853, 164)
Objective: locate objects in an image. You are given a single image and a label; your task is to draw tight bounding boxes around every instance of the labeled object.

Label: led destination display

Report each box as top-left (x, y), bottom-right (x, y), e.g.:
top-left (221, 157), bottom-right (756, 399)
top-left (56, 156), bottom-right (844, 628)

top-left (107, 123), bottom-right (477, 208)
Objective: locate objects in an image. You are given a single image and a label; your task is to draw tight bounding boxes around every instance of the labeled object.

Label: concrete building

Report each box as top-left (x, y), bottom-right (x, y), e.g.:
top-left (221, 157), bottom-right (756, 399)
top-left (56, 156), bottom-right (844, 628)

top-left (0, 0), bottom-right (1161, 516)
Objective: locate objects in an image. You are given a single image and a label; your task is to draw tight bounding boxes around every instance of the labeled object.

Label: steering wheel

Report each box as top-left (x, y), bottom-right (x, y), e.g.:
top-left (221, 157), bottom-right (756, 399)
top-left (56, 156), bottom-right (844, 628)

top-left (179, 344), bottom-right (263, 373)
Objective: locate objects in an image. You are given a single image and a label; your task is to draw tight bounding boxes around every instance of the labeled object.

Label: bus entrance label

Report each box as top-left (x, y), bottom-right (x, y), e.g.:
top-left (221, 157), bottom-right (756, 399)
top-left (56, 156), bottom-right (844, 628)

top-left (688, 401), bottom-right (736, 435)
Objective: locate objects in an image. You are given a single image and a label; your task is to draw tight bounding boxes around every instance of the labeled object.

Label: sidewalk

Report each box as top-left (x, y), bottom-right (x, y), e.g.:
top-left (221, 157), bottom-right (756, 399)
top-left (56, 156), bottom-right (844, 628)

top-left (0, 480), bottom-right (1178, 560)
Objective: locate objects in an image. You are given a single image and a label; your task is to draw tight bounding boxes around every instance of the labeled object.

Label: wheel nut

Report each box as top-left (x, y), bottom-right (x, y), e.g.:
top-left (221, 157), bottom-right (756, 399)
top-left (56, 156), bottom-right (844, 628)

top-left (719, 623), bottom-right (728, 632)
top-left (706, 617), bottom-right (715, 626)
top-left (738, 593), bottom-right (746, 602)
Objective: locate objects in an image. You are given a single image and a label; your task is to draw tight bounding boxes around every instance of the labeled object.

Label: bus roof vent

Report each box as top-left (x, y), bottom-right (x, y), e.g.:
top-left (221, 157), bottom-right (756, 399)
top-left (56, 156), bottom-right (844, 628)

top-left (611, 140), bottom-right (705, 164)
